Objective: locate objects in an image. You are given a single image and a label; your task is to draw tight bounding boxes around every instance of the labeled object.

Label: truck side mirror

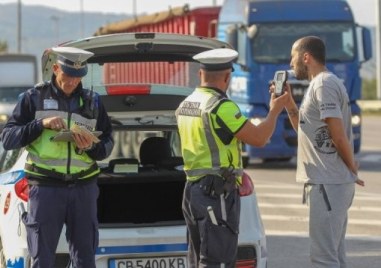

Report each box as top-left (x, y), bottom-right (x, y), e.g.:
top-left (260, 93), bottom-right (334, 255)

top-left (361, 27), bottom-right (372, 62)
top-left (247, 25), bottom-right (258, 39)
top-left (225, 24), bottom-right (238, 50)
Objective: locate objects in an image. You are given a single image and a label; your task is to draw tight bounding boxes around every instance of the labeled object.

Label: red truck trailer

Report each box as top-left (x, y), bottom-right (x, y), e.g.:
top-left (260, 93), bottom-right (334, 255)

top-left (94, 4), bottom-right (220, 89)
top-left (94, 5), bottom-right (220, 37)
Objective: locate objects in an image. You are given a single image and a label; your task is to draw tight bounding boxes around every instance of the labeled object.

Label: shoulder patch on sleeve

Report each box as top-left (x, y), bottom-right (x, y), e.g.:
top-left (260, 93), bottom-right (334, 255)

top-left (235, 111), bottom-right (242, 119)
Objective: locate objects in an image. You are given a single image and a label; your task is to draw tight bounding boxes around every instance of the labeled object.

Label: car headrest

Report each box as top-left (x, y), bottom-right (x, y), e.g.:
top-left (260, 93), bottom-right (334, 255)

top-left (139, 137), bottom-right (171, 166)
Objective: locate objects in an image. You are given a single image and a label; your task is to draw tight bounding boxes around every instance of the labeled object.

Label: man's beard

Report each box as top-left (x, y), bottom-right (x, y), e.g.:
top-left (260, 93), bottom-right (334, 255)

top-left (295, 64), bottom-right (309, 80)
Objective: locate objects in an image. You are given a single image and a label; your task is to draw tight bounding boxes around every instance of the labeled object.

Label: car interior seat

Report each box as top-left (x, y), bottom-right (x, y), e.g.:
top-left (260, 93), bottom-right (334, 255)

top-left (139, 136), bottom-right (183, 170)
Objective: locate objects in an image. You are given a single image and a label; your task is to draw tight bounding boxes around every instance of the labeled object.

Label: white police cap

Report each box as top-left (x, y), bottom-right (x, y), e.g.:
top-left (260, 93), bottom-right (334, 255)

top-left (193, 48), bottom-right (238, 71)
top-left (51, 46), bottom-right (94, 77)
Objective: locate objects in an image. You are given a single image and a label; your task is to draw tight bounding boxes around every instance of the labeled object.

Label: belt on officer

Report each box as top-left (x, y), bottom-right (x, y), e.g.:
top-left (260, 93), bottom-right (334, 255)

top-left (192, 174), bottom-right (238, 196)
top-left (25, 163), bottom-right (98, 183)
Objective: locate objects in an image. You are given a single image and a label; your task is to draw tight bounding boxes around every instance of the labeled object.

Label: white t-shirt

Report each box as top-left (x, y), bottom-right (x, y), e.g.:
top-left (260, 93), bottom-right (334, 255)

top-left (296, 71), bottom-right (357, 184)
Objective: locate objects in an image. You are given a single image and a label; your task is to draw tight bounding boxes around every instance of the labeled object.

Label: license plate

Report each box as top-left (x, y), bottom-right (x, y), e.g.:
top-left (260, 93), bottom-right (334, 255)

top-left (109, 256), bottom-right (187, 268)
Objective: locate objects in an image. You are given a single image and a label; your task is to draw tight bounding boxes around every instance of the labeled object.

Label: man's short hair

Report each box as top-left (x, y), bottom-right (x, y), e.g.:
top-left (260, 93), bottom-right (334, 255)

top-left (296, 36), bottom-right (326, 65)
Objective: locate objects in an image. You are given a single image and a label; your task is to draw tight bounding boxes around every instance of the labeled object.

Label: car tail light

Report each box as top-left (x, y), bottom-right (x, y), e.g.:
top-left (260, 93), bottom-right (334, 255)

top-left (15, 177), bottom-right (29, 202)
top-left (236, 246), bottom-right (257, 268)
top-left (106, 85), bottom-right (151, 95)
top-left (236, 259), bottom-right (257, 268)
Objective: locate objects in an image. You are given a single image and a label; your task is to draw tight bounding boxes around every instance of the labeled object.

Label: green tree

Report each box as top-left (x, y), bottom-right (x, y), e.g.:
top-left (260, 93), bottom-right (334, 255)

top-left (362, 78), bottom-right (377, 100)
top-left (0, 41), bottom-right (8, 53)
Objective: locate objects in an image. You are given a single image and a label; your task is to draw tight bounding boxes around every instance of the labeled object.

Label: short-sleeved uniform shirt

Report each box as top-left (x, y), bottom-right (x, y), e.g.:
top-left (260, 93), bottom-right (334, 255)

top-left (296, 71), bottom-right (357, 184)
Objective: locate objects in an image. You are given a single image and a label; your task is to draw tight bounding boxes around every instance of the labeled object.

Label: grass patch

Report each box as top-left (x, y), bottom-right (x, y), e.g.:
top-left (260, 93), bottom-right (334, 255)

top-left (362, 109), bottom-right (381, 116)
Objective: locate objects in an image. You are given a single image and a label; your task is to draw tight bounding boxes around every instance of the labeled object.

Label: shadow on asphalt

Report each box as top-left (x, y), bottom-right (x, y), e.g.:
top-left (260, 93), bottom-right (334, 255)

top-left (356, 150), bottom-right (381, 172)
top-left (266, 235), bottom-right (381, 268)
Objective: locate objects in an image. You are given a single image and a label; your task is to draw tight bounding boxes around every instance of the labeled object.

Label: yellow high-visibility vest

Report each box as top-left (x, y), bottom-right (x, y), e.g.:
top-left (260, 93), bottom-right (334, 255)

top-left (176, 87), bottom-right (247, 182)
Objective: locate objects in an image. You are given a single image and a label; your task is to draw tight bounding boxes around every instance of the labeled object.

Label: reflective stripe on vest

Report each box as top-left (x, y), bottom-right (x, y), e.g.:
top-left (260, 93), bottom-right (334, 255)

top-left (27, 154), bottom-right (93, 169)
top-left (202, 95), bottom-right (221, 169)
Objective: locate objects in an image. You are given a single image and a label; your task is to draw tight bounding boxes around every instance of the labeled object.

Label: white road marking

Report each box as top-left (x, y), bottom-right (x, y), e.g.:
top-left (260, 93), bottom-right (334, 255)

top-left (258, 202), bottom-right (381, 212)
top-left (359, 154), bottom-right (381, 162)
top-left (257, 193), bottom-right (381, 201)
top-left (264, 231), bottom-right (381, 242)
top-left (261, 215), bottom-right (381, 226)
top-left (255, 171), bottom-right (381, 239)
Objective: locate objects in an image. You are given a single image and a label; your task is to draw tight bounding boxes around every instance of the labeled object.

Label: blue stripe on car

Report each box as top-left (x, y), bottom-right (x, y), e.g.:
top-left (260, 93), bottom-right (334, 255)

top-left (96, 243), bottom-right (188, 255)
top-left (7, 257), bottom-right (24, 267)
top-left (0, 170), bottom-right (24, 185)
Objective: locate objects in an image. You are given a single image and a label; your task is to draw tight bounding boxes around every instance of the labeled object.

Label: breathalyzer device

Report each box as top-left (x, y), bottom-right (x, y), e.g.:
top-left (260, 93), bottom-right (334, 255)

top-left (273, 70), bottom-right (288, 97)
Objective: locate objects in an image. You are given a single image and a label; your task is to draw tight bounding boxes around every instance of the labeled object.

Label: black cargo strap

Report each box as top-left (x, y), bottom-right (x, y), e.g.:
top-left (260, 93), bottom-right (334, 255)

top-left (25, 162), bottom-right (98, 182)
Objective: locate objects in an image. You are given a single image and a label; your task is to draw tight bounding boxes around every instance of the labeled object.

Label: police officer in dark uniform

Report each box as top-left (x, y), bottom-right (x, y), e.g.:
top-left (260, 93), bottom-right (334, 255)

top-left (1, 46), bottom-right (114, 268)
top-left (176, 48), bottom-right (288, 267)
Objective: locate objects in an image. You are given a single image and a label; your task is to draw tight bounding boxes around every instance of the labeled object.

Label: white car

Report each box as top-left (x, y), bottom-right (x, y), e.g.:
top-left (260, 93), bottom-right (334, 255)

top-left (0, 33), bottom-right (267, 268)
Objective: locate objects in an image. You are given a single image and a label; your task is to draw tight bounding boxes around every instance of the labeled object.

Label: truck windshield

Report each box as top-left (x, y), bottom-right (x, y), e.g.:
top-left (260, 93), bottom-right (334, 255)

top-left (252, 22), bottom-right (355, 63)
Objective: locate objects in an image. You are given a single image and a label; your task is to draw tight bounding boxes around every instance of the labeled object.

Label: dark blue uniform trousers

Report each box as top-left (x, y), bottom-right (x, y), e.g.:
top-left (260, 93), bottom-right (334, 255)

top-left (182, 179), bottom-right (240, 268)
top-left (24, 181), bottom-right (99, 268)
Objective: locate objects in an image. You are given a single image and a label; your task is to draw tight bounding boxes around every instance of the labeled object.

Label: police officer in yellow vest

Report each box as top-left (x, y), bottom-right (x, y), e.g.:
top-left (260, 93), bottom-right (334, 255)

top-left (1, 47), bottom-right (114, 268)
top-left (176, 48), bottom-right (289, 268)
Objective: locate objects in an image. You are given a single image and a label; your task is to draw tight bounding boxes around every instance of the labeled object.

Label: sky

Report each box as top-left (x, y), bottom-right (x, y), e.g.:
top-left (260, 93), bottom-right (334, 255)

top-left (0, 0), bottom-right (377, 26)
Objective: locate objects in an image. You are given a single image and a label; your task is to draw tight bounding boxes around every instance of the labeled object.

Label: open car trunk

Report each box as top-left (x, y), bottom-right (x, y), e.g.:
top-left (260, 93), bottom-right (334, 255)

top-left (97, 168), bottom-right (186, 227)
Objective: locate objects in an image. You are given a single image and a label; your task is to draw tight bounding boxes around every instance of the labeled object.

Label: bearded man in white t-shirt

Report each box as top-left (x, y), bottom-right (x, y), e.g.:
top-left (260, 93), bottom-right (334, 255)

top-left (278, 36), bottom-right (365, 268)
